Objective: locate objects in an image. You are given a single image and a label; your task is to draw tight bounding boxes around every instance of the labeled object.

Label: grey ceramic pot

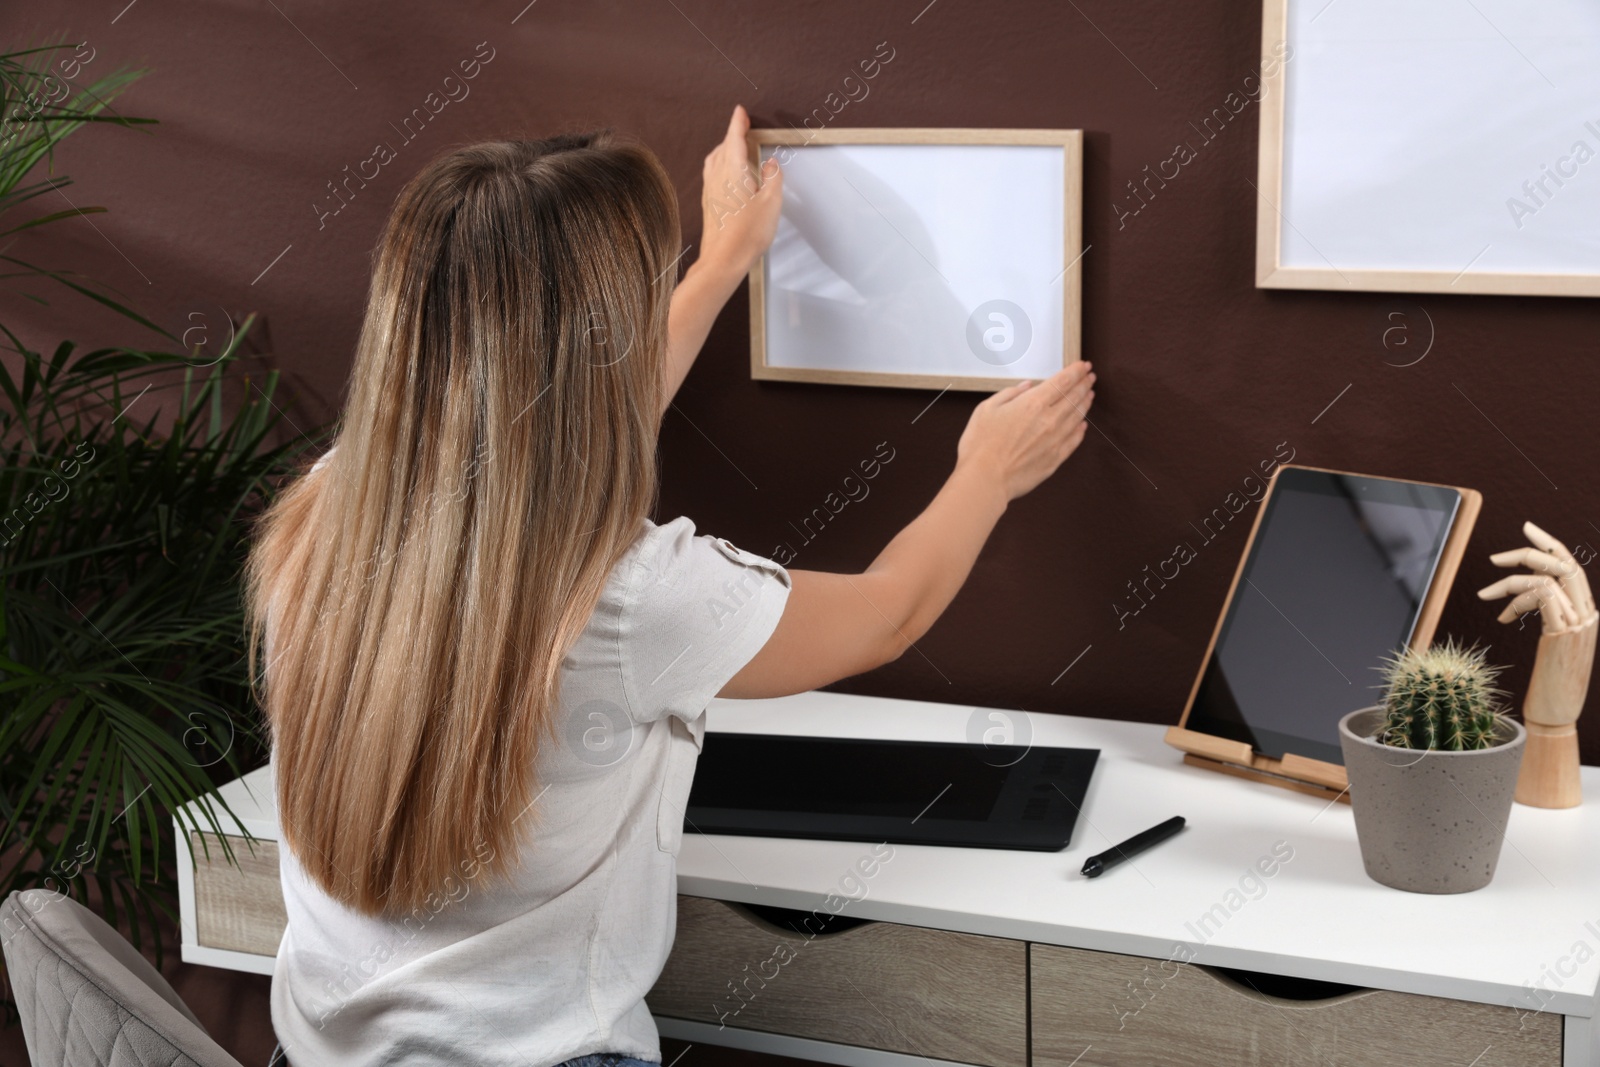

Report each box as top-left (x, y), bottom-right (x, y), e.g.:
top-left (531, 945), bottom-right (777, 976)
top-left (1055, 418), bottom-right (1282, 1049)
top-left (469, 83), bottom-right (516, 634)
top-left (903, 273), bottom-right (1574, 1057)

top-left (1338, 706), bottom-right (1526, 894)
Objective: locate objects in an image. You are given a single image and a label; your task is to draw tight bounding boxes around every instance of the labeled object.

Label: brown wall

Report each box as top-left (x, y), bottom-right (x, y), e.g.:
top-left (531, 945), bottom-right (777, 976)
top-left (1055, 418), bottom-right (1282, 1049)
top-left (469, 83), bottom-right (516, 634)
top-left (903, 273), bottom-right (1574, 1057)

top-left (2, 0), bottom-right (1597, 1059)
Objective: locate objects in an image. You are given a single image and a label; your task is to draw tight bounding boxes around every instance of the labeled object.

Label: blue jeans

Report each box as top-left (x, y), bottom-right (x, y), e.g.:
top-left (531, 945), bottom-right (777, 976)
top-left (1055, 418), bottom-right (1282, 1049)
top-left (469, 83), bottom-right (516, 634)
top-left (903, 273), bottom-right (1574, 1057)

top-left (555, 1057), bottom-right (659, 1067)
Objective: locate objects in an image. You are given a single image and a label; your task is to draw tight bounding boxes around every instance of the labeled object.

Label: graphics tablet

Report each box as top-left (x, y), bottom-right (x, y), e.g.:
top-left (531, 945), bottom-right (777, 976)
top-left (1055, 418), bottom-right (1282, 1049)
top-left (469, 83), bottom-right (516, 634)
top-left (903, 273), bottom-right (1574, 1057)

top-left (1168, 465), bottom-right (1480, 787)
top-left (685, 733), bottom-right (1099, 851)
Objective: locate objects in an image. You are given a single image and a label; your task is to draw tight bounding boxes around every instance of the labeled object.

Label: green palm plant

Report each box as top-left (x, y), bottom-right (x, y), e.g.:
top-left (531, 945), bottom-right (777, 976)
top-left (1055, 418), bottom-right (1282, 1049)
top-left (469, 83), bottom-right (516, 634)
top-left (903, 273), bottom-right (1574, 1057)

top-left (0, 40), bottom-right (167, 339)
top-left (0, 40), bottom-right (314, 1010)
top-left (1, 335), bottom-right (304, 930)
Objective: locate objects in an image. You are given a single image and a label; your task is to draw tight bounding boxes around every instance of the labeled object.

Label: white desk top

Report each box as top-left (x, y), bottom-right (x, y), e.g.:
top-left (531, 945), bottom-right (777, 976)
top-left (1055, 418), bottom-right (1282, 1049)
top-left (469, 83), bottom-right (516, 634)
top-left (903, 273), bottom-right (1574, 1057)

top-left (199, 690), bottom-right (1600, 1017)
top-left (690, 691), bottom-right (1600, 1019)
top-left (198, 765), bottom-right (277, 840)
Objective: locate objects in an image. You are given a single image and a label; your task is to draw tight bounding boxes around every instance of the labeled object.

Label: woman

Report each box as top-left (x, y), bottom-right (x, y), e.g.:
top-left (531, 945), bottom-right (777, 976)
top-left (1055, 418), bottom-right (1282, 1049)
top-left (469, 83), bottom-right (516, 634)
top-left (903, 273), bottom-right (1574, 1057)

top-left (247, 105), bottom-right (1094, 1067)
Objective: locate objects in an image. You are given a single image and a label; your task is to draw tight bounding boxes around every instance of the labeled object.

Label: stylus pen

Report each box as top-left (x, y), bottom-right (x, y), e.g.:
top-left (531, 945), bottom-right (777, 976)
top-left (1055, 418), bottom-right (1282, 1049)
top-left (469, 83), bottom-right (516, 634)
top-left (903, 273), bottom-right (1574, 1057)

top-left (1081, 816), bottom-right (1186, 878)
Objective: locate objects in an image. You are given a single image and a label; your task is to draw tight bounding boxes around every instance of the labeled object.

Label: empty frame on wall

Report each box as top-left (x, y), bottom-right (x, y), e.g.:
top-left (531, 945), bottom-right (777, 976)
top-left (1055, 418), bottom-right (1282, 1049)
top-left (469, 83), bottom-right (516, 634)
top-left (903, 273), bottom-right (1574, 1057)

top-left (746, 129), bottom-right (1083, 390)
top-left (1256, 0), bottom-right (1600, 297)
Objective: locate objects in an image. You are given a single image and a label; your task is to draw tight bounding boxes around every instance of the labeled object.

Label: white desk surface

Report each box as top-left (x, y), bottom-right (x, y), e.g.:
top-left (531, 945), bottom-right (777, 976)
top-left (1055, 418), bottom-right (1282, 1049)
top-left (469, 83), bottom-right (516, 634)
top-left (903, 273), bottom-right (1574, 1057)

top-left (196, 690), bottom-right (1600, 1018)
top-left (691, 691), bottom-right (1600, 1019)
top-left (197, 767), bottom-right (277, 840)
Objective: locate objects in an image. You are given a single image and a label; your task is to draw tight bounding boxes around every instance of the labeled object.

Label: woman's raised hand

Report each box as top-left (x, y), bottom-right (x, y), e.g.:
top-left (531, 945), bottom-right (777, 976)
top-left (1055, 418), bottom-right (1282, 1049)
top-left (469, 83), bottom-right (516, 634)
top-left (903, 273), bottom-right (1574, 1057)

top-left (722, 359), bottom-right (1099, 699)
top-left (956, 361), bottom-right (1096, 502)
top-left (697, 104), bottom-right (782, 282)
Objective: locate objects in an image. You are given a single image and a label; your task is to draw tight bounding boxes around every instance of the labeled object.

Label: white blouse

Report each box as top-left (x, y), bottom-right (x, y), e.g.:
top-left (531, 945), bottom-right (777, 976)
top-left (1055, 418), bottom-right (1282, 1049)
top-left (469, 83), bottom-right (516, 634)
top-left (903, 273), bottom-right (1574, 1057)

top-left (268, 514), bottom-right (791, 1066)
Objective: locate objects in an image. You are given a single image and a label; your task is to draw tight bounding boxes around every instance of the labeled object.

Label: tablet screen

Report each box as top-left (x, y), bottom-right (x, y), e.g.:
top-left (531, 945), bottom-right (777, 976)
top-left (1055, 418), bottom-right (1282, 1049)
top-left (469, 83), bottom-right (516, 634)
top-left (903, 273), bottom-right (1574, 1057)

top-left (1185, 468), bottom-right (1461, 764)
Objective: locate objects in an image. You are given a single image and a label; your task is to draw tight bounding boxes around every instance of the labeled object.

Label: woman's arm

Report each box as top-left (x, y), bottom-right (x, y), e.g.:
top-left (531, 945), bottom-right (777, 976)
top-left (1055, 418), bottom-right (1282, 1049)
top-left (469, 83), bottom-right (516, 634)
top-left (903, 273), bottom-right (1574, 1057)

top-left (720, 362), bottom-right (1097, 698)
top-left (663, 105), bottom-right (783, 409)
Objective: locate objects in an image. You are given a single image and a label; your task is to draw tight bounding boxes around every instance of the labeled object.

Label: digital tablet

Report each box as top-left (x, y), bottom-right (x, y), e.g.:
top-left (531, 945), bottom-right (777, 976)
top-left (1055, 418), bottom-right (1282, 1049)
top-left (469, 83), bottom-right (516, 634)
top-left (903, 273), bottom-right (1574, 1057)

top-left (685, 733), bottom-right (1099, 851)
top-left (1171, 466), bottom-right (1476, 772)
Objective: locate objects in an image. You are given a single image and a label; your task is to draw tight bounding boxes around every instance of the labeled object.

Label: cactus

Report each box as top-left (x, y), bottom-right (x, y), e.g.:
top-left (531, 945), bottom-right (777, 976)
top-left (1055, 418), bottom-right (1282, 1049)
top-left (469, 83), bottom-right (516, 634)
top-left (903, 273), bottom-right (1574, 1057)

top-left (1376, 640), bottom-right (1510, 751)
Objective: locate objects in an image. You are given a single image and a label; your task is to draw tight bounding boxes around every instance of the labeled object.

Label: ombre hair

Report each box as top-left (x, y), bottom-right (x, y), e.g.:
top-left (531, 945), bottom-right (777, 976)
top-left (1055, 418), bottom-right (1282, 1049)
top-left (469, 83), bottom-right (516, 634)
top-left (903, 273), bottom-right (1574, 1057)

top-left (246, 133), bottom-right (680, 916)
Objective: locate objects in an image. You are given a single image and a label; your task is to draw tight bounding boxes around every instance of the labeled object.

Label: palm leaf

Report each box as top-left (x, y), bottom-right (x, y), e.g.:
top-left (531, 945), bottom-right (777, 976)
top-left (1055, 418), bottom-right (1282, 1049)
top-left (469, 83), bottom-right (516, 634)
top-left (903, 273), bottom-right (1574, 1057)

top-left (1, 43), bottom-right (323, 1023)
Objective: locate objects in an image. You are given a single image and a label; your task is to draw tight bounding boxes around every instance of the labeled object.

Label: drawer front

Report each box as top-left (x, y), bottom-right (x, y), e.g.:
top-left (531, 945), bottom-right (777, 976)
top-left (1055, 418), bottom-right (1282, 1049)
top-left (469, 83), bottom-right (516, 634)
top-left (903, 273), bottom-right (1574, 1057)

top-left (1031, 943), bottom-right (1561, 1067)
top-left (190, 832), bottom-right (287, 956)
top-left (649, 895), bottom-right (1028, 1067)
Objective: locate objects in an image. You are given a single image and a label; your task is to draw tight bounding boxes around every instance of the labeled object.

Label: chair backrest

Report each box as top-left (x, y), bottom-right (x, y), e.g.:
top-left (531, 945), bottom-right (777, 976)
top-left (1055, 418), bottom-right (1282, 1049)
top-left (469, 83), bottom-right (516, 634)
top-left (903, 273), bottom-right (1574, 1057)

top-left (1, 889), bottom-right (244, 1067)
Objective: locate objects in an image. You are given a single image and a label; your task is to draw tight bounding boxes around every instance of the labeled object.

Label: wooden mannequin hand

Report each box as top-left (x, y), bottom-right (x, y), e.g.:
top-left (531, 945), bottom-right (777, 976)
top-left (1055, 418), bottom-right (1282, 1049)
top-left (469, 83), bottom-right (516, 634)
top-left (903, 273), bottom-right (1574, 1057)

top-left (1477, 523), bottom-right (1597, 807)
top-left (1478, 521), bottom-right (1598, 635)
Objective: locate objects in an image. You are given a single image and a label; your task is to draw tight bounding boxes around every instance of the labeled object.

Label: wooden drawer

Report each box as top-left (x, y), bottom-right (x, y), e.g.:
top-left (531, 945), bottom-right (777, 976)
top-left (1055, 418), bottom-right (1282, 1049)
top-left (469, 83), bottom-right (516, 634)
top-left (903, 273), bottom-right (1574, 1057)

top-left (1031, 943), bottom-right (1561, 1067)
top-left (190, 832), bottom-right (287, 956)
top-left (649, 895), bottom-right (1028, 1067)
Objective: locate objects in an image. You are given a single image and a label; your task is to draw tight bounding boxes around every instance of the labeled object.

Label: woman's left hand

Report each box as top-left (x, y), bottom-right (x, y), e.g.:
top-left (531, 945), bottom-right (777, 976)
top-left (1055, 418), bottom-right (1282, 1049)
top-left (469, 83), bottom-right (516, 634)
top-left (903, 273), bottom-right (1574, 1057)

top-left (697, 104), bottom-right (782, 283)
top-left (661, 105), bottom-right (783, 409)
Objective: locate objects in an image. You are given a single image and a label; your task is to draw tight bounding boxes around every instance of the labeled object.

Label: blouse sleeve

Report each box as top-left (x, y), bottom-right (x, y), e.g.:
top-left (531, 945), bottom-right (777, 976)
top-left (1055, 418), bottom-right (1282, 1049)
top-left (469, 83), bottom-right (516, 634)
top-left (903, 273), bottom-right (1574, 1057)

top-left (620, 517), bottom-right (791, 724)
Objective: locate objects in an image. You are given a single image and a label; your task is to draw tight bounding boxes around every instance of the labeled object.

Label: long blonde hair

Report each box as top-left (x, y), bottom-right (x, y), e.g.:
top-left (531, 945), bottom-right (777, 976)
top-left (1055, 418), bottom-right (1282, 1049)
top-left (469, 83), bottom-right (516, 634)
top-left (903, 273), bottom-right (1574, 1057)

top-left (246, 133), bottom-right (680, 917)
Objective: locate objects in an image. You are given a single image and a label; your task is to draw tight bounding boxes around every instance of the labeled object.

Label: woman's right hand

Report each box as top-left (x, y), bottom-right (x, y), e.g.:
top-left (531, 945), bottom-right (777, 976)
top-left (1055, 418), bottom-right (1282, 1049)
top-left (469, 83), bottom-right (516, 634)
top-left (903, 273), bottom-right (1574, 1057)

top-left (721, 359), bottom-right (1097, 700)
top-left (956, 361), bottom-right (1095, 501)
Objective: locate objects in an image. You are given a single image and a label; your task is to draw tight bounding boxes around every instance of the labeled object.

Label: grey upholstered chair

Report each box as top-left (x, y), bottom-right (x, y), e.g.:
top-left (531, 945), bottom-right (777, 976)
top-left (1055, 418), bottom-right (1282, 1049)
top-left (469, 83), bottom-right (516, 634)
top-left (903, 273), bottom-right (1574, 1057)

top-left (1, 888), bottom-right (245, 1067)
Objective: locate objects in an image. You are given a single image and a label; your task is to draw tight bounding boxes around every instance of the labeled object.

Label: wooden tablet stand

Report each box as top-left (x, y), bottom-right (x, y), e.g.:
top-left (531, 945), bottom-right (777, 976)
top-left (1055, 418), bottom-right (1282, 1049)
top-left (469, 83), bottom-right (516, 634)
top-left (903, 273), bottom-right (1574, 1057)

top-left (1164, 465), bottom-right (1483, 801)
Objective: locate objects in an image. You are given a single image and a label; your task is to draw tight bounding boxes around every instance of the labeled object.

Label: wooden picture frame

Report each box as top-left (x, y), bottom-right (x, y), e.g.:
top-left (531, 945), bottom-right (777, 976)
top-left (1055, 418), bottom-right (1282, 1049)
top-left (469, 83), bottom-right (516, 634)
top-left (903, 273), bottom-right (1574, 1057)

top-left (1255, 0), bottom-right (1600, 298)
top-left (1164, 465), bottom-right (1483, 800)
top-left (746, 128), bottom-right (1083, 391)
